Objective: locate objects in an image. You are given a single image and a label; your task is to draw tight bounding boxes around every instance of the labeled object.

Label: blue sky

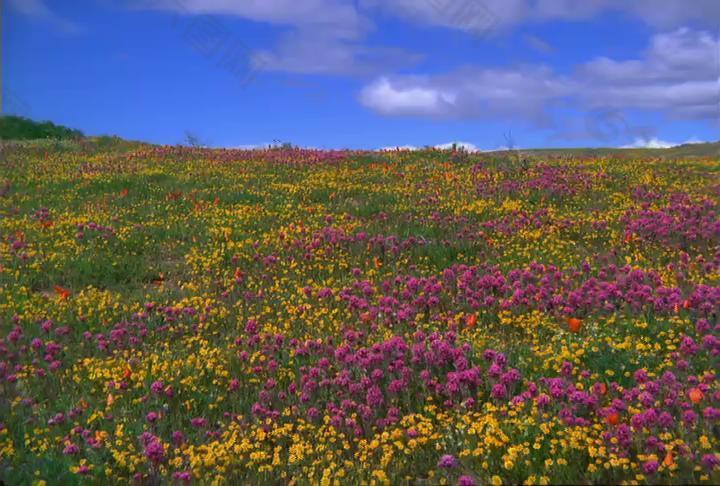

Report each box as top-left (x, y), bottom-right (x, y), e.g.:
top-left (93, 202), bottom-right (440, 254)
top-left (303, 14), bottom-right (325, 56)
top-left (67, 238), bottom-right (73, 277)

top-left (4, 0), bottom-right (720, 150)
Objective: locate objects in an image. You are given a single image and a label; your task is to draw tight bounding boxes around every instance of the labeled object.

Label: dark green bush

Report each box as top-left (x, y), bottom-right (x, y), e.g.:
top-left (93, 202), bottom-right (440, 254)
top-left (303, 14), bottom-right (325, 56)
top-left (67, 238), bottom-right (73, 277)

top-left (0, 115), bottom-right (84, 140)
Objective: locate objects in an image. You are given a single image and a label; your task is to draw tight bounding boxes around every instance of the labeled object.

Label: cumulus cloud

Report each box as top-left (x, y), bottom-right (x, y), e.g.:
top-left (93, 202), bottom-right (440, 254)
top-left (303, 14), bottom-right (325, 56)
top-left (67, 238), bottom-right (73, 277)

top-left (359, 0), bottom-right (720, 33)
top-left (137, 0), bottom-right (421, 75)
top-left (621, 136), bottom-right (707, 148)
top-left (621, 137), bottom-right (676, 149)
top-left (434, 141), bottom-right (482, 152)
top-left (360, 66), bottom-right (571, 121)
top-left (379, 145), bottom-right (420, 151)
top-left (578, 29), bottom-right (720, 119)
top-left (360, 28), bottom-right (720, 126)
top-left (360, 77), bottom-right (459, 117)
top-left (252, 35), bottom-right (421, 75)
top-left (141, 0), bottom-right (365, 36)
top-left (379, 141), bottom-right (483, 151)
top-left (133, 0), bottom-right (720, 128)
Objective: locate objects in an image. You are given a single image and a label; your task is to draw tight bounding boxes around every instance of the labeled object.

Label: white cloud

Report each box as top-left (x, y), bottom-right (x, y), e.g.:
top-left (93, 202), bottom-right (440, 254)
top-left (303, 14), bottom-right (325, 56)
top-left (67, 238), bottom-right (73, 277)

top-left (577, 29), bottom-right (720, 119)
top-left (379, 142), bottom-right (483, 151)
top-left (360, 28), bottom-right (720, 127)
top-left (621, 137), bottom-right (676, 149)
top-left (620, 136), bottom-right (707, 148)
top-left (359, 0), bottom-right (720, 33)
top-left (138, 0), bottom-right (421, 75)
top-left (142, 0), bottom-right (365, 36)
top-left (379, 145), bottom-right (420, 151)
top-left (252, 35), bottom-right (421, 75)
top-left (435, 141), bottom-right (482, 152)
top-left (360, 77), bottom-right (458, 116)
top-left (360, 66), bottom-right (570, 120)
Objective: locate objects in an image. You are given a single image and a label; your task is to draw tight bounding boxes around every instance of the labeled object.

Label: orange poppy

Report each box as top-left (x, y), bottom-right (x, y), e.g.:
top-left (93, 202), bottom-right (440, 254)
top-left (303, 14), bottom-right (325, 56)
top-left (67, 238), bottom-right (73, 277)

top-left (151, 272), bottom-right (165, 286)
top-left (40, 220), bottom-right (54, 228)
top-left (606, 412), bottom-right (619, 426)
top-left (566, 317), bottom-right (582, 333)
top-left (54, 285), bottom-right (71, 300)
top-left (106, 393), bottom-right (115, 407)
top-left (663, 451), bottom-right (674, 467)
top-left (119, 188), bottom-right (129, 198)
top-left (465, 314), bottom-right (478, 329)
top-left (688, 388), bottom-right (704, 404)
top-left (683, 299), bottom-right (690, 309)
top-left (122, 367), bottom-right (132, 380)
top-left (598, 383), bottom-right (607, 395)
top-left (214, 196), bottom-right (220, 205)
top-left (374, 257), bottom-right (382, 268)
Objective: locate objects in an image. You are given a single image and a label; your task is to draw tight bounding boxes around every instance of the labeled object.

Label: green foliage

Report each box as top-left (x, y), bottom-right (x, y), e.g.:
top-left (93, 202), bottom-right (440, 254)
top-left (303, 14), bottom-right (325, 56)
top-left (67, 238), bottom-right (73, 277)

top-left (0, 115), bottom-right (84, 141)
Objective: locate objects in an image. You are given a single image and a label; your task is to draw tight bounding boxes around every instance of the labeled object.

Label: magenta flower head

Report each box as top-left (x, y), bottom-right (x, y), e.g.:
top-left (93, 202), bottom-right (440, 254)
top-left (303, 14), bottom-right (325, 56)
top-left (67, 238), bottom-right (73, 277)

top-left (643, 460), bottom-right (659, 475)
top-left (173, 471), bottom-right (192, 481)
top-left (491, 383), bottom-right (507, 400)
top-left (143, 438), bottom-right (165, 464)
top-left (701, 454), bottom-right (720, 471)
top-left (150, 380), bottom-right (164, 394)
top-left (146, 411), bottom-right (159, 423)
top-left (438, 454), bottom-right (457, 469)
top-left (191, 417), bottom-right (207, 428)
top-left (63, 443), bottom-right (79, 455)
top-left (172, 430), bottom-right (185, 446)
top-left (634, 369), bottom-right (649, 383)
top-left (458, 475), bottom-right (476, 486)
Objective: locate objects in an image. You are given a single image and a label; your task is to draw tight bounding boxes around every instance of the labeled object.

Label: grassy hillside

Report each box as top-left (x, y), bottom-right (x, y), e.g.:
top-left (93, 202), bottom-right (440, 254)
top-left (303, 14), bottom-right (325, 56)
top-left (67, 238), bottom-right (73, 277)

top-left (0, 144), bottom-right (718, 484)
top-left (500, 141), bottom-right (720, 159)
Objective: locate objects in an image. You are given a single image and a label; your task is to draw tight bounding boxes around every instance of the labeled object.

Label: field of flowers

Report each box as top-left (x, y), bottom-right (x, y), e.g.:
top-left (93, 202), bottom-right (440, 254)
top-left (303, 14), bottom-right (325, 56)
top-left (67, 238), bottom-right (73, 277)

top-left (0, 143), bottom-right (718, 484)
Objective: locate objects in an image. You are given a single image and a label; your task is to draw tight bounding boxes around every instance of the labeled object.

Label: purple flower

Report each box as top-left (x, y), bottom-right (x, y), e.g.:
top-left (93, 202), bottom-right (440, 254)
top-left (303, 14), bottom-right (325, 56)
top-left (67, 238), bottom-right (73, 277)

top-left (63, 443), bottom-right (79, 455)
top-left (172, 430), bottom-right (185, 446)
top-left (643, 460), bottom-right (659, 475)
top-left (702, 407), bottom-right (720, 421)
top-left (458, 475), bottom-right (476, 486)
top-left (173, 471), bottom-right (192, 481)
top-left (701, 454), bottom-right (719, 470)
top-left (191, 417), bottom-right (207, 428)
top-left (438, 454), bottom-right (457, 469)
top-left (366, 385), bottom-right (384, 408)
top-left (150, 380), bottom-right (164, 394)
top-left (491, 383), bottom-right (507, 400)
top-left (682, 410), bottom-right (697, 425)
top-left (143, 438), bottom-right (165, 464)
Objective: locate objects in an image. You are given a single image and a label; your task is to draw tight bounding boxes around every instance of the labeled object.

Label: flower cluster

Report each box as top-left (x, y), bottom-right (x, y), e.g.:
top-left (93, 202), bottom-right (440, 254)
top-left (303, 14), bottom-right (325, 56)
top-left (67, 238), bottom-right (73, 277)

top-left (0, 145), bottom-right (718, 484)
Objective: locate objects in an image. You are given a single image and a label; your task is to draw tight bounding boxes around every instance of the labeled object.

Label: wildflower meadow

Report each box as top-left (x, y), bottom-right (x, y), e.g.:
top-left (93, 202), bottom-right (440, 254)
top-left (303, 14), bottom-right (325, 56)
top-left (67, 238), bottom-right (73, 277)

top-left (0, 144), bottom-right (718, 484)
